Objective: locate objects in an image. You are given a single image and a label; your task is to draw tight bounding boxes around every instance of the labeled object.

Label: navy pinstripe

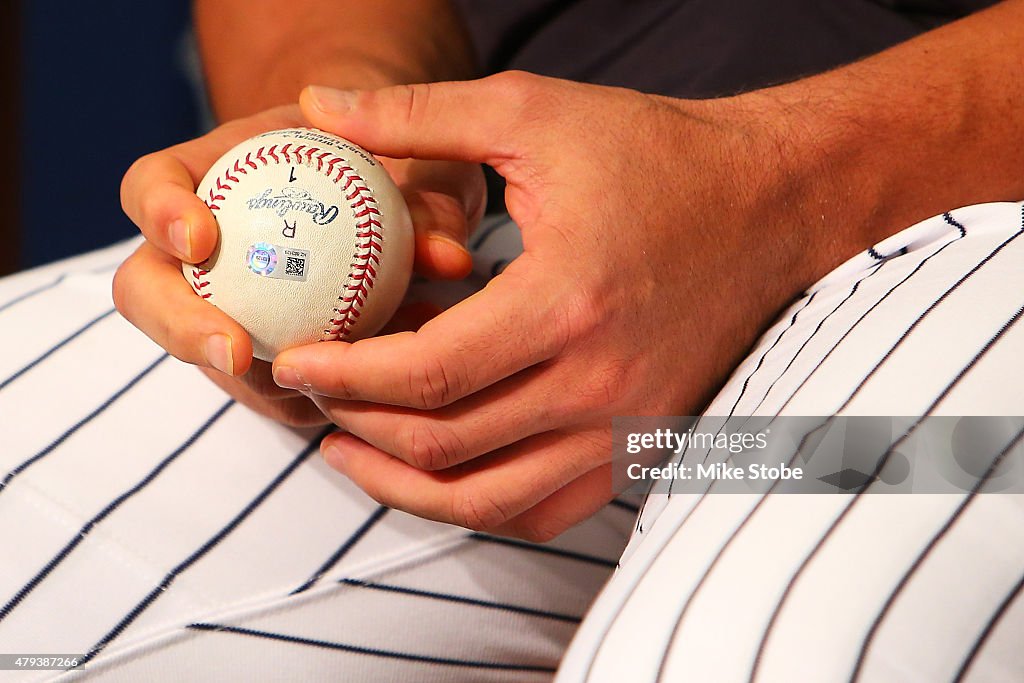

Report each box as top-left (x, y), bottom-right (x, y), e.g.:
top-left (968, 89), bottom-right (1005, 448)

top-left (0, 399), bottom-right (235, 623)
top-left (0, 353), bottom-right (169, 495)
top-left (0, 308), bottom-right (117, 392)
top-left (290, 505), bottom-right (390, 595)
top-left (186, 622), bottom-right (559, 674)
top-left (77, 426), bottom-right (332, 666)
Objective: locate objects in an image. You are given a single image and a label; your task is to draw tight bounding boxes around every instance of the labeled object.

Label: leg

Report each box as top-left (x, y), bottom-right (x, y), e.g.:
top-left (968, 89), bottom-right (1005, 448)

top-left (0, 236), bottom-right (630, 682)
top-left (559, 202), bottom-right (1024, 681)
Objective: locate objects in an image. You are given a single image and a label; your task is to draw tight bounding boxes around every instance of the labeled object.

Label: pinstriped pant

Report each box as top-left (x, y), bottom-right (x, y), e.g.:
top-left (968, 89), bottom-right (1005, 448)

top-left (560, 202), bottom-right (1024, 682)
top-left (0, 202), bottom-right (1021, 681)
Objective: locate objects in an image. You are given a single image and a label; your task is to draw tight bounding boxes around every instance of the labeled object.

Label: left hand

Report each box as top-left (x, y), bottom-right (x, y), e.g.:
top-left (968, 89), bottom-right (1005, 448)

top-left (274, 73), bottom-right (846, 540)
top-left (116, 104), bottom-right (484, 427)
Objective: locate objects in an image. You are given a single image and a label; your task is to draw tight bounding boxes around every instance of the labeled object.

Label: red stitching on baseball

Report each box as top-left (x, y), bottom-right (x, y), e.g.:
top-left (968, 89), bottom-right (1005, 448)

top-left (326, 161), bottom-right (382, 340)
top-left (190, 267), bottom-right (212, 299)
top-left (196, 132), bottom-right (384, 338)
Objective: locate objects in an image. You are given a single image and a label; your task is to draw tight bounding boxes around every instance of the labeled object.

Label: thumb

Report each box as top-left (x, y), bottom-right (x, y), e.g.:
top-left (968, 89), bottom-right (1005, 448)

top-left (298, 73), bottom-right (542, 168)
top-left (299, 75), bottom-right (546, 278)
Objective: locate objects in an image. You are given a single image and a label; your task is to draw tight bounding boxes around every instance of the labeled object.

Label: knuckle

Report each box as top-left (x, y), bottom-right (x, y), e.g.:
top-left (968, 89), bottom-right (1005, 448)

top-left (578, 358), bottom-right (633, 411)
top-left (489, 70), bottom-right (554, 122)
top-left (120, 154), bottom-right (153, 211)
top-left (111, 251), bottom-right (148, 321)
top-left (489, 70), bottom-right (538, 103)
top-left (327, 369), bottom-right (355, 401)
top-left (313, 343), bottom-right (358, 399)
top-left (409, 356), bottom-right (465, 409)
top-left (154, 313), bottom-right (181, 358)
top-left (394, 82), bottom-right (434, 130)
top-left (402, 421), bottom-right (467, 470)
top-left (451, 488), bottom-right (513, 532)
top-left (125, 155), bottom-right (167, 219)
top-left (139, 185), bottom-right (171, 236)
top-left (563, 285), bottom-right (606, 339)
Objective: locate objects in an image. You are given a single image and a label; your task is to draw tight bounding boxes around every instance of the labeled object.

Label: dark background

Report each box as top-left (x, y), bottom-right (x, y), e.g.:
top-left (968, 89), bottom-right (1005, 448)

top-left (2, 1), bottom-right (987, 277)
top-left (6, 1), bottom-right (202, 275)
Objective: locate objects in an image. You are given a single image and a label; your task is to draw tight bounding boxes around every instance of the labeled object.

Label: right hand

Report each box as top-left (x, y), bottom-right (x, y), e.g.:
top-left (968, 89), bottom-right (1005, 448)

top-left (115, 104), bottom-right (485, 426)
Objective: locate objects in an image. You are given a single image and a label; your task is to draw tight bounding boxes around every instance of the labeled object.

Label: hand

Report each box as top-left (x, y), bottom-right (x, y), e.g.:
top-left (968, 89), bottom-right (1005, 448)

top-left (114, 104), bottom-right (486, 426)
top-left (272, 73), bottom-right (844, 539)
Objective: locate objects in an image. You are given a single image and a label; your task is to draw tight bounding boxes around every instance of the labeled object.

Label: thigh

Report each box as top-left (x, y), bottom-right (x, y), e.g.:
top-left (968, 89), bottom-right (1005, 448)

top-left (559, 202), bottom-right (1024, 682)
top-left (0, 238), bottom-right (633, 682)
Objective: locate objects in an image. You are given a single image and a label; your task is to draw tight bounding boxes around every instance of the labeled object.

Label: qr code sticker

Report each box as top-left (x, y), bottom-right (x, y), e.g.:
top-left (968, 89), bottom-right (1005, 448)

top-left (285, 256), bottom-right (306, 278)
top-left (258, 245), bottom-right (309, 281)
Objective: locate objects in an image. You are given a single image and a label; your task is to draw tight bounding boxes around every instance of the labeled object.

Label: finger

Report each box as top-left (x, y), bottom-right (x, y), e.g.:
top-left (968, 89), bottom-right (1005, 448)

top-left (199, 367), bottom-right (329, 428)
top-left (112, 241), bottom-right (253, 375)
top-left (299, 73), bottom-right (557, 167)
top-left (311, 364), bottom-right (562, 470)
top-left (273, 259), bottom-right (569, 409)
top-left (121, 105), bottom-right (306, 263)
top-left (385, 158), bottom-right (485, 280)
top-left (300, 300), bottom-right (441, 426)
top-left (298, 299), bottom-right (437, 426)
top-left (408, 189), bottom-right (474, 280)
top-left (120, 153), bottom-right (218, 263)
top-left (488, 464), bottom-right (615, 543)
top-left (320, 427), bottom-right (608, 532)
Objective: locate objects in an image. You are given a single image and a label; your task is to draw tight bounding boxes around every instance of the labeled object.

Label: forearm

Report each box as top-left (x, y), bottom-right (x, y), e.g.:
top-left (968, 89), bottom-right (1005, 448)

top-left (738, 0), bottom-right (1024, 285)
top-left (195, 0), bottom-right (475, 121)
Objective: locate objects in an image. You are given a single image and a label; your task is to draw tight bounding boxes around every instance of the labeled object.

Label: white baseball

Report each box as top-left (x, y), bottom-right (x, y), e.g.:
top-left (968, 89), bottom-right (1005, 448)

top-left (183, 128), bottom-right (414, 361)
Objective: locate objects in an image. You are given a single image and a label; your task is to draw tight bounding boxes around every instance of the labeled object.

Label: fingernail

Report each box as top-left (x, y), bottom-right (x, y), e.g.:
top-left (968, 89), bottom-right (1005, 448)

top-left (273, 365), bottom-right (305, 390)
top-left (204, 334), bottom-right (234, 375)
top-left (427, 232), bottom-right (470, 256)
top-left (307, 85), bottom-right (357, 114)
top-left (169, 219), bottom-right (192, 260)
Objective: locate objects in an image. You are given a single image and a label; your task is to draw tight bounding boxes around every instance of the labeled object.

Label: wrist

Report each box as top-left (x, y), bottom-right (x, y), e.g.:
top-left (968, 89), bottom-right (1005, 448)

top-left (721, 84), bottom-right (900, 291)
top-left (687, 90), bottom-right (853, 297)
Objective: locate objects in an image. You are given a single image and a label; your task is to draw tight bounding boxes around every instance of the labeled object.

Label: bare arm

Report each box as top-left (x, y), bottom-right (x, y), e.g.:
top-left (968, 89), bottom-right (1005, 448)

top-left (756, 0), bottom-right (1024, 274)
top-left (194, 0), bottom-right (475, 121)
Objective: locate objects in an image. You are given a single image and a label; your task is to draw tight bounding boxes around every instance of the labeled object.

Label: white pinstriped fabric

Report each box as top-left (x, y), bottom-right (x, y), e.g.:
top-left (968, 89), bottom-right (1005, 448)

top-left (1, 202), bottom-right (1022, 681)
top-left (558, 201), bottom-right (1024, 682)
top-left (0, 228), bottom-right (630, 683)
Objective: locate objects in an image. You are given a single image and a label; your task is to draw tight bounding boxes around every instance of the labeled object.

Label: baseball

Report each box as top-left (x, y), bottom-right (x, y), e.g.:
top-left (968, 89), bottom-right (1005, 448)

top-left (183, 127), bottom-right (414, 361)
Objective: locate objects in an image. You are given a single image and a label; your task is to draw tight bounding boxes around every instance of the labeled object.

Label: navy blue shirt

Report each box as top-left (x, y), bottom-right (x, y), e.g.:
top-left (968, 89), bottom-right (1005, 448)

top-left (453, 0), bottom-right (998, 98)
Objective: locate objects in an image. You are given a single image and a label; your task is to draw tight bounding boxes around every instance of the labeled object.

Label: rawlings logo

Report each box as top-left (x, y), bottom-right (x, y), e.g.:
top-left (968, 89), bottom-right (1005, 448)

top-left (246, 187), bottom-right (340, 225)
